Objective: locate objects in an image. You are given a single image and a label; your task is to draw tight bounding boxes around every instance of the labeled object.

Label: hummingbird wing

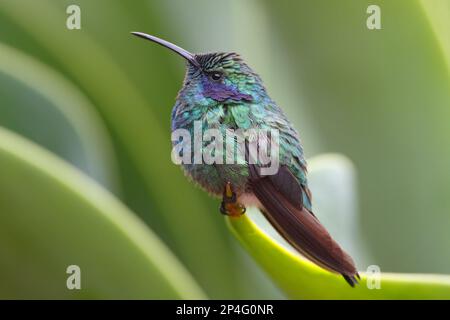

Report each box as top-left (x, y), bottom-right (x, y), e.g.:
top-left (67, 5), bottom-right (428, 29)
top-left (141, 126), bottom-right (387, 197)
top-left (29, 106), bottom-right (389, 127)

top-left (248, 163), bottom-right (359, 286)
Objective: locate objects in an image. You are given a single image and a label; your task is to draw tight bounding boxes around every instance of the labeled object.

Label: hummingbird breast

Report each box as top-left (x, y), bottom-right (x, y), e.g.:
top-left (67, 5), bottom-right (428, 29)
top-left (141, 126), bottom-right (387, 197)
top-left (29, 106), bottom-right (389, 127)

top-left (172, 102), bottom-right (254, 197)
top-left (171, 97), bottom-right (309, 210)
top-left (182, 163), bottom-right (250, 197)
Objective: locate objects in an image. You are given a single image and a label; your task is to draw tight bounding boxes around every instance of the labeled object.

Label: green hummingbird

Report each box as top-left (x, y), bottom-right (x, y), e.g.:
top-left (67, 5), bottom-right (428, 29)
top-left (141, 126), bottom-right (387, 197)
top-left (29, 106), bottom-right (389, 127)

top-left (132, 32), bottom-right (359, 286)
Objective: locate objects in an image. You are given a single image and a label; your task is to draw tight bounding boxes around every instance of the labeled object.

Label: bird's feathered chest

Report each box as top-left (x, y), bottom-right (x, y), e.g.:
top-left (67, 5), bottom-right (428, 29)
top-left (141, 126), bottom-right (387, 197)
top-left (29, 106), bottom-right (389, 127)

top-left (172, 100), bottom-right (260, 131)
top-left (171, 100), bottom-right (310, 209)
top-left (171, 103), bottom-right (255, 196)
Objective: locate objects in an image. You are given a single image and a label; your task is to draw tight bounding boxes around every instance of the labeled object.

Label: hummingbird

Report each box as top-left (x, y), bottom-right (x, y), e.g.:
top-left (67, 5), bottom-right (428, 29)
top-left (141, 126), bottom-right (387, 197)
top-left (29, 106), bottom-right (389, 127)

top-left (131, 32), bottom-right (359, 286)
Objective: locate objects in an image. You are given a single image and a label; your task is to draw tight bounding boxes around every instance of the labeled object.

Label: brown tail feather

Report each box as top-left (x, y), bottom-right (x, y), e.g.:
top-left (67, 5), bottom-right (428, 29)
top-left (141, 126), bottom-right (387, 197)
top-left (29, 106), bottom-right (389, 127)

top-left (250, 176), bottom-right (358, 286)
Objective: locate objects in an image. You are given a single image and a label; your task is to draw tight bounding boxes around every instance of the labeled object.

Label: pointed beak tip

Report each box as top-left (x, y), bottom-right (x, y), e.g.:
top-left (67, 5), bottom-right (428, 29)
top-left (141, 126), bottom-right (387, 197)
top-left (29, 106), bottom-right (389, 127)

top-left (130, 31), bottom-right (144, 38)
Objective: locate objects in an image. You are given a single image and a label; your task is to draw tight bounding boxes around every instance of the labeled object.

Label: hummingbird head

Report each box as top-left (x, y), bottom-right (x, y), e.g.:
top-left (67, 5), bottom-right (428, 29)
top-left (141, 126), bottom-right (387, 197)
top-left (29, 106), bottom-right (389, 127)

top-left (131, 32), bottom-right (266, 107)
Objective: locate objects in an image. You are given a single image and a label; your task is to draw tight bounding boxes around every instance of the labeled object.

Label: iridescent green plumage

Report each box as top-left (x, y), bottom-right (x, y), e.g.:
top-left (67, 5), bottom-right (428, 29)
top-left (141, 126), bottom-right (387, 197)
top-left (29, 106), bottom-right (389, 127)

top-left (132, 32), bottom-right (359, 286)
top-left (172, 52), bottom-right (312, 210)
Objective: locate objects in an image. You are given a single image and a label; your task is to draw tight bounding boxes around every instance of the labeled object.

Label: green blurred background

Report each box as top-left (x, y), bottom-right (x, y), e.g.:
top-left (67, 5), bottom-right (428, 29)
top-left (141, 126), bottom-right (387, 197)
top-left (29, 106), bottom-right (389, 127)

top-left (0, 0), bottom-right (449, 299)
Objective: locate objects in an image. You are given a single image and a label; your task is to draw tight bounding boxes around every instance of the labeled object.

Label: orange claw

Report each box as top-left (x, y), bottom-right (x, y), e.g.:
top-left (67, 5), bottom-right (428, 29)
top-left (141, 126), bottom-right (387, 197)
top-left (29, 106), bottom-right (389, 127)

top-left (221, 182), bottom-right (246, 217)
top-left (224, 202), bottom-right (246, 218)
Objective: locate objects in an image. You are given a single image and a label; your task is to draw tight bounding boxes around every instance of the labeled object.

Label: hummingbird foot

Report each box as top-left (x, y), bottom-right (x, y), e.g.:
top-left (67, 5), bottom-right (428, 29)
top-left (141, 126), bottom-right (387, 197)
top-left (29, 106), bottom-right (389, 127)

top-left (220, 182), bottom-right (246, 217)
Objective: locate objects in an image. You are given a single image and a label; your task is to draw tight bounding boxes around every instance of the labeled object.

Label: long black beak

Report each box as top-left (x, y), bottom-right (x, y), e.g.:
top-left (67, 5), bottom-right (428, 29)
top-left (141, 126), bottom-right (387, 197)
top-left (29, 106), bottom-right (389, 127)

top-left (131, 32), bottom-right (200, 68)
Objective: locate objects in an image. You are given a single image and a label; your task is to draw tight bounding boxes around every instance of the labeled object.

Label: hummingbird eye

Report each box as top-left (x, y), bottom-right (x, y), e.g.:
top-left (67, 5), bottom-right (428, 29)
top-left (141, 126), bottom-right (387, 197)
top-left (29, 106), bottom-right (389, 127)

top-left (209, 71), bottom-right (223, 81)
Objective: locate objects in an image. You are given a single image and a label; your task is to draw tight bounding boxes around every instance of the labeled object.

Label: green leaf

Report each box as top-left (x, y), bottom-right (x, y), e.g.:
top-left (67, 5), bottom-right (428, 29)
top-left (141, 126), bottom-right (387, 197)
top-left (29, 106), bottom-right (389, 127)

top-left (262, 0), bottom-right (450, 275)
top-left (228, 208), bottom-right (450, 299)
top-left (227, 155), bottom-right (450, 299)
top-left (0, 0), bottom-right (243, 298)
top-left (0, 127), bottom-right (206, 299)
top-left (419, 0), bottom-right (450, 72)
top-left (0, 42), bottom-right (119, 191)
